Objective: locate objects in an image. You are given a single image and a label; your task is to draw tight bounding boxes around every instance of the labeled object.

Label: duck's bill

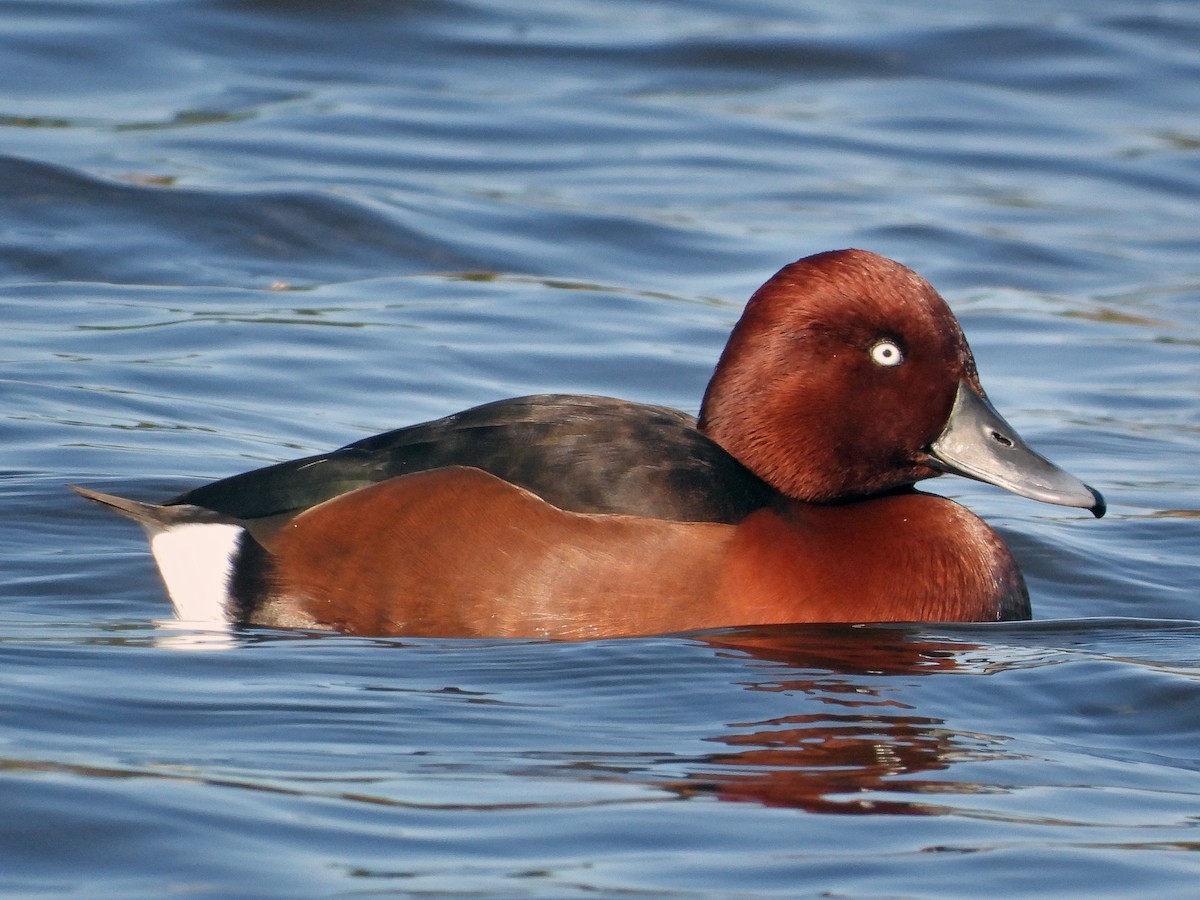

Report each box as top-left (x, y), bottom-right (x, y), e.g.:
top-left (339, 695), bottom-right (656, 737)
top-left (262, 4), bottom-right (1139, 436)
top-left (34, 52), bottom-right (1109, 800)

top-left (928, 381), bottom-right (1106, 518)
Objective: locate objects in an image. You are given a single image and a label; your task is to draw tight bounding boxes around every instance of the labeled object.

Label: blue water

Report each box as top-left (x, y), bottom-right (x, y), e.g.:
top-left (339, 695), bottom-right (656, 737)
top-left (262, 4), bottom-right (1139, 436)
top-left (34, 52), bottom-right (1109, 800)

top-left (3, 1), bottom-right (1199, 896)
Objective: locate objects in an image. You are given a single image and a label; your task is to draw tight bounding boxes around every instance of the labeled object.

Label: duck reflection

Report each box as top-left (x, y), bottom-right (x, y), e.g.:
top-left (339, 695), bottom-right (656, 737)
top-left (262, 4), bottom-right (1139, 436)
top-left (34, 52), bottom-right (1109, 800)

top-left (665, 624), bottom-right (1007, 814)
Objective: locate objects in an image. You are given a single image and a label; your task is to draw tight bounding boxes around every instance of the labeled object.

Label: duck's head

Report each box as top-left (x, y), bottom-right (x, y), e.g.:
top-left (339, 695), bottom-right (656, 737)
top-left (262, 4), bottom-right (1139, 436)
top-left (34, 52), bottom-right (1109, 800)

top-left (699, 249), bottom-right (1104, 516)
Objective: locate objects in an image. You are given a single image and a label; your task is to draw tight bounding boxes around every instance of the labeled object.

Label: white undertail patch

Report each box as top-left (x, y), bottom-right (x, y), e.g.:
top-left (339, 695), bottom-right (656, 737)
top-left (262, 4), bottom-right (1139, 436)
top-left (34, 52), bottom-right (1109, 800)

top-left (147, 522), bottom-right (244, 627)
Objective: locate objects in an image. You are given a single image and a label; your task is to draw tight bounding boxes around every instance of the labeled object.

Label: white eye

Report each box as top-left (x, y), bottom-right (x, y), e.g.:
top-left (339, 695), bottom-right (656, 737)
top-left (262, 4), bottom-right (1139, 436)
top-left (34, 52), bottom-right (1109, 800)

top-left (870, 340), bottom-right (904, 367)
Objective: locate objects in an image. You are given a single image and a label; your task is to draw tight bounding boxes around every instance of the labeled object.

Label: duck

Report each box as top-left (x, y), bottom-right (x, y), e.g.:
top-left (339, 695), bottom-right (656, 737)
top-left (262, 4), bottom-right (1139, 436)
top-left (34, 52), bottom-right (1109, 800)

top-left (74, 249), bottom-right (1104, 639)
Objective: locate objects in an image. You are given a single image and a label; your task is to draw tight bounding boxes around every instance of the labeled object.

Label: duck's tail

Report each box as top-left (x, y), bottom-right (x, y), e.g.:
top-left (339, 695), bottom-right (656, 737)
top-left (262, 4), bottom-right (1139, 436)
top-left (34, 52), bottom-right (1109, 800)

top-left (72, 486), bottom-right (265, 628)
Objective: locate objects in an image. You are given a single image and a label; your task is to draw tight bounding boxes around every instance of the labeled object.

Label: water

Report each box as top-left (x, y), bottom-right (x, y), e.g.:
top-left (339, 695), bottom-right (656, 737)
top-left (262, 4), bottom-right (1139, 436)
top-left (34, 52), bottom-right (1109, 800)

top-left (2, 0), bottom-right (1199, 895)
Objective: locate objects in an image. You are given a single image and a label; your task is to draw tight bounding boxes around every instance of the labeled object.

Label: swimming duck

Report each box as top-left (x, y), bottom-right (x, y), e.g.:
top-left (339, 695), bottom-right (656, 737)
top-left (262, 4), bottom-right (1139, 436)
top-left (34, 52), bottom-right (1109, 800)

top-left (75, 249), bottom-right (1103, 639)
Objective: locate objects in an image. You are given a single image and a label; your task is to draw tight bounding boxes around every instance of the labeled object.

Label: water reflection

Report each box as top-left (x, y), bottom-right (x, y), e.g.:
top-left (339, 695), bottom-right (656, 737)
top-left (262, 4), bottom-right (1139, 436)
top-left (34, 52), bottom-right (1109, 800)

top-left (667, 625), bottom-right (1011, 814)
top-left (701, 623), bottom-right (972, 677)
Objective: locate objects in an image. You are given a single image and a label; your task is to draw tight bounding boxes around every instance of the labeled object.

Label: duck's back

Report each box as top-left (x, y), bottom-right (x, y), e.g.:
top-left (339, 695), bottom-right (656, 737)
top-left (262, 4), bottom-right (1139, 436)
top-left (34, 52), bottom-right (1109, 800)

top-left (169, 395), bottom-right (774, 526)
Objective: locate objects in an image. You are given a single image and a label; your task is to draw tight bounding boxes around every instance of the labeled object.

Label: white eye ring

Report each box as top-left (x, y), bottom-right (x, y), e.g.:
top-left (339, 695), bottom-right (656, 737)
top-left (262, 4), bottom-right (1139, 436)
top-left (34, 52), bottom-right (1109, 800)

top-left (870, 340), bottom-right (904, 367)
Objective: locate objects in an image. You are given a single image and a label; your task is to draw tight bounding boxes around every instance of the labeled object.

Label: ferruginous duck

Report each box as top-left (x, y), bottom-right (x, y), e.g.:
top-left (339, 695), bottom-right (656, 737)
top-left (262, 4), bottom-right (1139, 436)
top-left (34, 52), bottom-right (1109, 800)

top-left (75, 249), bottom-right (1104, 639)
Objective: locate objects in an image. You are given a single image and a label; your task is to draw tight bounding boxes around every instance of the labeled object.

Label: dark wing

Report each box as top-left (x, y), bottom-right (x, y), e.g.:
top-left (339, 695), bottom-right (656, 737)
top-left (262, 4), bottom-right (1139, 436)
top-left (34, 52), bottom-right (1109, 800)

top-left (167, 394), bottom-right (773, 524)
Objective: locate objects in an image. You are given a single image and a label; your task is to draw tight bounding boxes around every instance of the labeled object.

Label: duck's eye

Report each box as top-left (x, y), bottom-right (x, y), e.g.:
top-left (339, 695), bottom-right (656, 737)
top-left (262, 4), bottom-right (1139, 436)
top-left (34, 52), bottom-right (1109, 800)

top-left (870, 340), bottom-right (904, 367)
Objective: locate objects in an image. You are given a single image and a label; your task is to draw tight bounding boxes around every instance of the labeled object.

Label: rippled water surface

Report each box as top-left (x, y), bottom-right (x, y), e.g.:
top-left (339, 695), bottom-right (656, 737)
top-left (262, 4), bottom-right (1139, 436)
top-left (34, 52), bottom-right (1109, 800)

top-left (3, 1), bottom-right (1199, 896)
